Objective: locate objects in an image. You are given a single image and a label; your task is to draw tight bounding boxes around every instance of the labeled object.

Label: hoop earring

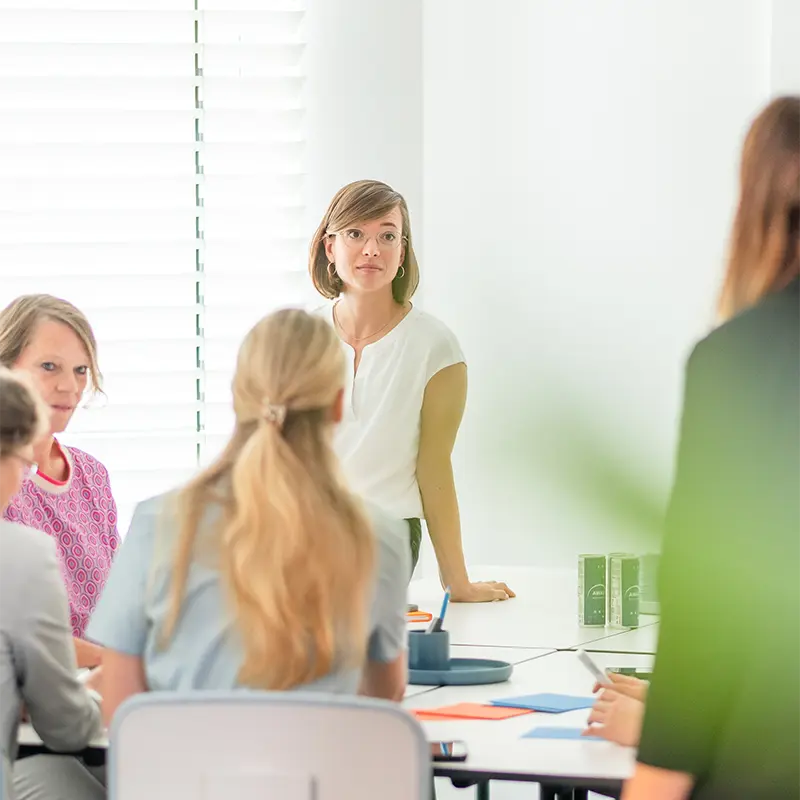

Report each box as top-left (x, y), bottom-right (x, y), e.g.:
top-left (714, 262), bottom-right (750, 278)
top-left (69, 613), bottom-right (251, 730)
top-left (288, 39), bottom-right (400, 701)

top-left (397, 266), bottom-right (406, 279)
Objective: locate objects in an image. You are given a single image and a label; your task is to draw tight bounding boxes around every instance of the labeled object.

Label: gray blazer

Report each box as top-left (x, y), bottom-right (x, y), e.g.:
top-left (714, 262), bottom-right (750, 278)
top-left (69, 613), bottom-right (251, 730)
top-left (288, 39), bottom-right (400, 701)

top-left (0, 520), bottom-right (103, 796)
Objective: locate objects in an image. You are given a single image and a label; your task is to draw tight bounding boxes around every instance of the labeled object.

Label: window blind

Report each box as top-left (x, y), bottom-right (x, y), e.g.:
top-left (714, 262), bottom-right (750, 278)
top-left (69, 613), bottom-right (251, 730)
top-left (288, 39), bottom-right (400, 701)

top-left (0, 0), bottom-right (309, 532)
top-left (196, 1), bottom-right (312, 467)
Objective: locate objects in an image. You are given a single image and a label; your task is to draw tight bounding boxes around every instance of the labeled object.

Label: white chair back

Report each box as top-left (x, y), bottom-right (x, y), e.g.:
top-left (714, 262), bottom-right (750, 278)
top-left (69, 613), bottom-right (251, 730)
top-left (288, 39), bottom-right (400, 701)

top-left (109, 692), bottom-right (430, 800)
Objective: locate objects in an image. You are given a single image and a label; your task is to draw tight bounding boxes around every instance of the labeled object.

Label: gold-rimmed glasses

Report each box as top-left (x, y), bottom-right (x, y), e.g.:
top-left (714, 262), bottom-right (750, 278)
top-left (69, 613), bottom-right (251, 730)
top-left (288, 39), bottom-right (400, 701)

top-left (327, 228), bottom-right (407, 251)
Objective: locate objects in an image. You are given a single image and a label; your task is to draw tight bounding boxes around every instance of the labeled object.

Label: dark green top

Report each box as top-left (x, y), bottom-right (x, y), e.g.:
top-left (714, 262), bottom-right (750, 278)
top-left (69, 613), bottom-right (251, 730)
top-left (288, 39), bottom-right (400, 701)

top-left (637, 280), bottom-right (800, 799)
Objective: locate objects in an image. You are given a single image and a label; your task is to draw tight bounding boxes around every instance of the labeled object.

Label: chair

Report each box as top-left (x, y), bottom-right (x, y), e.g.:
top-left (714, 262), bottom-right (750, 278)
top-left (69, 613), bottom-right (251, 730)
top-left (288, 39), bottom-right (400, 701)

top-left (108, 692), bottom-right (431, 800)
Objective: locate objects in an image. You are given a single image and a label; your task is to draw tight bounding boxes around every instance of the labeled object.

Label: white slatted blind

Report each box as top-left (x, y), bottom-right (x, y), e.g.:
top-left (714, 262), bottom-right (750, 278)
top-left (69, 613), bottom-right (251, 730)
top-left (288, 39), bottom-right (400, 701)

top-left (0, 0), bottom-right (310, 532)
top-left (196, 2), bottom-right (312, 465)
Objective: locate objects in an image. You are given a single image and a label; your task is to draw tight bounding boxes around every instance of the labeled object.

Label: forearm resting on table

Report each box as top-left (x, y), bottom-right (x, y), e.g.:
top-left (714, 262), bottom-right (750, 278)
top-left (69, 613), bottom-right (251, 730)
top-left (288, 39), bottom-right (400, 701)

top-left (74, 637), bottom-right (103, 668)
top-left (417, 457), bottom-right (470, 591)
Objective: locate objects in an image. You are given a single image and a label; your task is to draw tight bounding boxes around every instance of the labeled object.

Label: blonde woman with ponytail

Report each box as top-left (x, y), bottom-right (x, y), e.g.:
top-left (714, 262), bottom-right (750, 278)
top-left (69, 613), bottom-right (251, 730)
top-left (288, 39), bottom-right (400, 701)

top-left (87, 309), bottom-right (410, 725)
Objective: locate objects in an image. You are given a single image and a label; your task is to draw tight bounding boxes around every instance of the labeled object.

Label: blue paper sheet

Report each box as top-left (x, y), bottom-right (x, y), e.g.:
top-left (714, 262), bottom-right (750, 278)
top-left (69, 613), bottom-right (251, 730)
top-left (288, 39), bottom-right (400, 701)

top-left (522, 727), bottom-right (603, 741)
top-left (490, 693), bottom-right (595, 713)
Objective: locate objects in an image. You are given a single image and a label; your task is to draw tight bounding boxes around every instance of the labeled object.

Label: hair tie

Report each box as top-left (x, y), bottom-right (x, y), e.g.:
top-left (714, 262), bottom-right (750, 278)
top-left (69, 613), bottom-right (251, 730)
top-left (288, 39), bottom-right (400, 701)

top-left (261, 402), bottom-right (287, 430)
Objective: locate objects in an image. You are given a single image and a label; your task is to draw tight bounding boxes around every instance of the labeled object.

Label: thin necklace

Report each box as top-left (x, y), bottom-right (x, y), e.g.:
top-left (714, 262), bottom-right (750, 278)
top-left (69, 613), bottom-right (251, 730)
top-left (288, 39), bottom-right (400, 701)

top-left (333, 302), bottom-right (405, 343)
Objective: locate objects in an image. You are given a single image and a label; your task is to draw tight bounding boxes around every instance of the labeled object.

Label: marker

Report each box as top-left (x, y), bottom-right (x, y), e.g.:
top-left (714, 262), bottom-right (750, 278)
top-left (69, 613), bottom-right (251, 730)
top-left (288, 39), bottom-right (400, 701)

top-left (576, 648), bottom-right (610, 684)
top-left (427, 586), bottom-right (451, 633)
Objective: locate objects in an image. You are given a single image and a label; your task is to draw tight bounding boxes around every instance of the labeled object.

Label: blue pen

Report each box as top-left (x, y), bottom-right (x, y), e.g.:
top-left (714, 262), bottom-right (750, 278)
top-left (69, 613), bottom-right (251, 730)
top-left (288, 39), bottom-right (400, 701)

top-left (439, 586), bottom-right (451, 622)
top-left (427, 586), bottom-right (451, 633)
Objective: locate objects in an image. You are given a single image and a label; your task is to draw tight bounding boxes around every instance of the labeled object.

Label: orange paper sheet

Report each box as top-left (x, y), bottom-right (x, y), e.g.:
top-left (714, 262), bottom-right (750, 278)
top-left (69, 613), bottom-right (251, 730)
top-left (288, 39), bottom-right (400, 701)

top-left (413, 711), bottom-right (452, 721)
top-left (412, 703), bottom-right (534, 721)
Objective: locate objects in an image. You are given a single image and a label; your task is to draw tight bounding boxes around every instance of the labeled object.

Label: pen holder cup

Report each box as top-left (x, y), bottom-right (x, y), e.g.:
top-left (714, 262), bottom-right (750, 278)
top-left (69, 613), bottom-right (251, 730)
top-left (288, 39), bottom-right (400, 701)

top-left (408, 629), bottom-right (450, 672)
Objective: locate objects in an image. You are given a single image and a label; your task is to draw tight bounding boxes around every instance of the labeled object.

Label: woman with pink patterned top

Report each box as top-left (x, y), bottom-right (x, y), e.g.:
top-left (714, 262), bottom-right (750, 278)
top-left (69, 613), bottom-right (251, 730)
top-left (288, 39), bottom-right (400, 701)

top-left (0, 294), bottom-right (120, 668)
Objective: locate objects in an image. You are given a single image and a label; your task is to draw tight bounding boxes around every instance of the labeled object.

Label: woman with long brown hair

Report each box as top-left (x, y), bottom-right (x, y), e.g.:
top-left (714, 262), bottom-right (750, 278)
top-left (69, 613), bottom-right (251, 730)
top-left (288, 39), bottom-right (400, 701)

top-left (621, 96), bottom-right (799, 799)
top-left (87, 309), bottom-right (409, 724)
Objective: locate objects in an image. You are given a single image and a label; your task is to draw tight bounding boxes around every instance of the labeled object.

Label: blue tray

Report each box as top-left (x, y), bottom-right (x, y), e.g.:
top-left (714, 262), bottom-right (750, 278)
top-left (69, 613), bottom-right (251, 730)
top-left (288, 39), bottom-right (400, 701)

top-left (409, 657), bottom-right (513, 686)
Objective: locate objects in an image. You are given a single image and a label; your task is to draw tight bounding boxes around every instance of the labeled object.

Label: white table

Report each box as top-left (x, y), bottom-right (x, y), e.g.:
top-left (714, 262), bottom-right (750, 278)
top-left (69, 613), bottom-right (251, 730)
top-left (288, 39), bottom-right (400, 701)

top-left (19, 565), bottom-right (659, 798)
top-left (404, 650), bottom-right (655, 797)
top-left (17, 677), bottom-right (458, 751)
top-left (409, 566), bottom-right (658, 651)
top-left (448, 645), bottom-right (554, 666)
top-left (583, 623), bottom-right (659, 655)
top-left (18, 723), bottom-right (107, 751)
top-left (406, 683), bottom-right (440, 699)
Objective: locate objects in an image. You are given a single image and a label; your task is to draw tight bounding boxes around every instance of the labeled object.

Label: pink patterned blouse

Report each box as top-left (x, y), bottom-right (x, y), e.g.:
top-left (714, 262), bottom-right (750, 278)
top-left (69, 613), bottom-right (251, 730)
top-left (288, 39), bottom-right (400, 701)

top-left (3, 441), bottom-right (120, 638)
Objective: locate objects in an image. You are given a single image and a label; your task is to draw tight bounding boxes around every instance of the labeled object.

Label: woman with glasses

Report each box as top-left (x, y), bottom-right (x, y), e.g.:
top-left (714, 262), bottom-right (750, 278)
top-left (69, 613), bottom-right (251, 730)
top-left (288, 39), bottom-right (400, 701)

top-left (0, 295), bottom-right (120, 668)
top-left (309, 179), bottom-right (514, 602)
top-left (0, 367), bottom-right (105, 800)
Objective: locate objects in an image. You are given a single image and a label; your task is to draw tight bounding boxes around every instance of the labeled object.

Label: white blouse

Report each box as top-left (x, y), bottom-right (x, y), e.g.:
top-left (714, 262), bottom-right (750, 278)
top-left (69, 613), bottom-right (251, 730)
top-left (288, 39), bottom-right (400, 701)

top-left (322, 304), bottom-right (465, 520)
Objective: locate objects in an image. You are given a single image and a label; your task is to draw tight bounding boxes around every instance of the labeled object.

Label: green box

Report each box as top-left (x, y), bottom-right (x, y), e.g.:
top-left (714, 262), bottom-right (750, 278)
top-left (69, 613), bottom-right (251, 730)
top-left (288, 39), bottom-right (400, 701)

top-left (609, 554), bottom-right (640, 629)
top-left (578, 554), bottom-right (606, 627)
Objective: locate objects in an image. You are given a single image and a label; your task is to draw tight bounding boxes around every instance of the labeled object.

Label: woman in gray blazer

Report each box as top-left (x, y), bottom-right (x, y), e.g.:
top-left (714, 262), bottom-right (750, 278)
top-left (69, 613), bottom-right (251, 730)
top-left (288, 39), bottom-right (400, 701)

top-left (0, 367), bottom-right (105, 800)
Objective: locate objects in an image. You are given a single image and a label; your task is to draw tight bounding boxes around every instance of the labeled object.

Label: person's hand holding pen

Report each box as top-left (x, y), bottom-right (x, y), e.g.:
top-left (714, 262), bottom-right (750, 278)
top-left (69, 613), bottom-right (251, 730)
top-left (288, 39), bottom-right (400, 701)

top-left (583, 689), bottom-right (645, 747)
top-left (592, 672), bottom-right (649, 702)
top-left (583, 673), bottom-right (649, 746)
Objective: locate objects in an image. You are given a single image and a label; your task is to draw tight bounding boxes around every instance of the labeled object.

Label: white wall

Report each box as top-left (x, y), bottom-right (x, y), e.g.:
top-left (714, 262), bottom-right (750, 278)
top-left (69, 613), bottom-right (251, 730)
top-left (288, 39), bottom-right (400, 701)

top-left (419, 0), bottom-right (772, 569)
top-left (771, 0), bottom-right (800, 93)
top-left (305, 0), bottom-right (781, 573)
top-left (304, 0), bottom-right (423, 264)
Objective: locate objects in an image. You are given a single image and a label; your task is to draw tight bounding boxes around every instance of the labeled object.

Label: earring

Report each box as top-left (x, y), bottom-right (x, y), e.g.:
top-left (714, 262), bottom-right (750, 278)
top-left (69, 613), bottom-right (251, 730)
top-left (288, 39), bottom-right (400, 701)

top-left (397, 266), bottom-right (406, 279)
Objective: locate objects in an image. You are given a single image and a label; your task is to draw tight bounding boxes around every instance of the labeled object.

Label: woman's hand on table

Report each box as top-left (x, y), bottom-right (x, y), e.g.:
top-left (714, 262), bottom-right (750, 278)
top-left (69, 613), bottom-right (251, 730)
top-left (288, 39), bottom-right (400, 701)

top-left (583, 688), bottom-right (644, 747)
top-left (450, 580), bottom-right (515, 602)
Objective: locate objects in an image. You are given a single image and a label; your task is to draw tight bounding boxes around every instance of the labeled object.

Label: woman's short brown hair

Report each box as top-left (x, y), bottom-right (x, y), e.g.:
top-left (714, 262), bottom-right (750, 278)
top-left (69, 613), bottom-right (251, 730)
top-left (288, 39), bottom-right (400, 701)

top-left (0, 294), bottom-right (103, 394)
top-left (309, 180), bottom-right (420, 304)
top-left (0, 367), bottom-right (49, 456)
top-left (718, 95), bottom-right (800, 320)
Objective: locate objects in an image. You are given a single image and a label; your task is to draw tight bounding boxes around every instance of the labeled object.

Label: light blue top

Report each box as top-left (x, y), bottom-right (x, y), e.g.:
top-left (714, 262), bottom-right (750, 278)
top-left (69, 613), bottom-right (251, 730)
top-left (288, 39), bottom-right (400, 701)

top-left (87, 493), bottom-right (409, 694)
